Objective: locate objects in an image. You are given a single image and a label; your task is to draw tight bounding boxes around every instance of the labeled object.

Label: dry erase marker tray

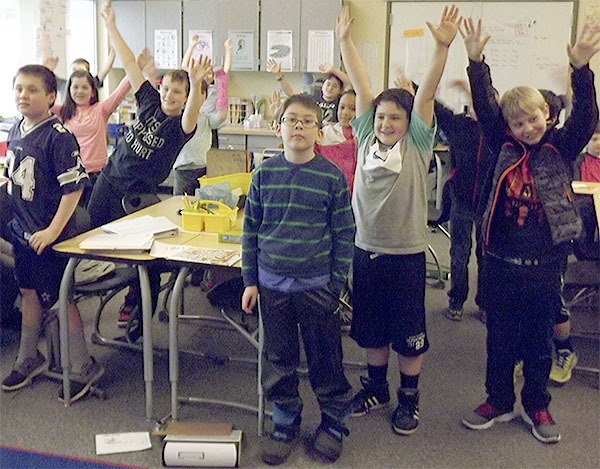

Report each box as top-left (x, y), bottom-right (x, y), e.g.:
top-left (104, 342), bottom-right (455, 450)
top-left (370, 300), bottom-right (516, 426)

top-left (181, 200), bottom-right (238, 234)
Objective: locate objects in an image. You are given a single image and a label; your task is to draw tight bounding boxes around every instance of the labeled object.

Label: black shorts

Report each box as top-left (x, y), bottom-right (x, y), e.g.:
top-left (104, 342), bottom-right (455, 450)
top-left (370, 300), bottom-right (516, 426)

top-left (10, 220), bottom-right (67, 311)
top-left (350, 247), bottom-right (429, 357)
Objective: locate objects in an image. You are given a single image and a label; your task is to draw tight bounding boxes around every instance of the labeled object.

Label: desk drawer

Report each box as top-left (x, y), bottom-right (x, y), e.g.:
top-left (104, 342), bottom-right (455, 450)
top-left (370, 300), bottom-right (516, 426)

top-left (247, 135), bottom-right (281, 153)
top-left (218, 134), bottom-right (246, 150)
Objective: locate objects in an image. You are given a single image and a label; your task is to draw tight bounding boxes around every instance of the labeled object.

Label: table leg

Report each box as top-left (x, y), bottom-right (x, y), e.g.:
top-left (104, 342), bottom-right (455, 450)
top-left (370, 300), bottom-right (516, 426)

top-left (138, 265), bottom-right (153, 420)
top-left (169, 267), bottom-right (189, 421)
top-left (59, 258), bottom-right (78, 407)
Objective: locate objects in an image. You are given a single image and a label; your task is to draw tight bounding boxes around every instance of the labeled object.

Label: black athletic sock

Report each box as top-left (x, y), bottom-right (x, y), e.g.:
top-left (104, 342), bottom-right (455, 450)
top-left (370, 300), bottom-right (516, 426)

top-left (367, 364), bottom-right (388, 386)
top-left (400, 372), bottom-right (419, 390)
top-left (554, 336), bottom-right (573, 352)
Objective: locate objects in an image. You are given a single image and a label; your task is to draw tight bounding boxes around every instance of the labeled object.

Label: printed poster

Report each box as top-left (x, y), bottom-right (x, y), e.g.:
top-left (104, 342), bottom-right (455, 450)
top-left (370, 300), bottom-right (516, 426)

top-left (306, 30), bottom-right (334, 73)
top-left (267, 30), bottom-right (293, 72)
top-left (189, 30), bottom-right (213, 63)
top-left (229, 30), bottom-right (254, 70)
top-left (154, 29), bottom-right (178, 69)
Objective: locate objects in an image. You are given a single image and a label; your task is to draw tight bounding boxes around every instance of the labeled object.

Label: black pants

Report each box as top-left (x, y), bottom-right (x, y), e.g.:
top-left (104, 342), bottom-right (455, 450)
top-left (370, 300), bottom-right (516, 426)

top-left (259, 285), bottom-right (353, 426)
top-left (480, 256), bottom-right (561, 413)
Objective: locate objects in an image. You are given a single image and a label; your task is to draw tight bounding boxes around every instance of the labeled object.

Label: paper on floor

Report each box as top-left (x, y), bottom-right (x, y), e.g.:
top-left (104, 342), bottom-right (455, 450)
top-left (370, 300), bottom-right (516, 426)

top-left (95, 432), bottom-right (152, 455)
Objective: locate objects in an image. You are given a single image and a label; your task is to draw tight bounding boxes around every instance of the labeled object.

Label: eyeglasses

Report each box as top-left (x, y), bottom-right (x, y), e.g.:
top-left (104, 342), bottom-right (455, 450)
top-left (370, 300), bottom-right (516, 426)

top-left (280, 116), bottom-right (319, 129)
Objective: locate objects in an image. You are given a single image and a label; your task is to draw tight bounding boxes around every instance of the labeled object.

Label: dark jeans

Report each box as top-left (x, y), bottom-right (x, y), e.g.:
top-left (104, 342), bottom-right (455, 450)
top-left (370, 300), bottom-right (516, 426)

top-left (480, 256), bottom-right (561, 413)
top-left (259, 285), bottom-right (353, 426)
top-left (447, 201), bottom-right (483, 310)
top-left (173, 167), bottom-right (207, 196)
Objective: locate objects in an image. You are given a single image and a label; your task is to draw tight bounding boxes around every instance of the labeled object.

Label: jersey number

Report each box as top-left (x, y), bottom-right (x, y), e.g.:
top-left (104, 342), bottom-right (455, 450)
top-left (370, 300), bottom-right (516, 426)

top-left (9, 155), bottom-right (36, 201)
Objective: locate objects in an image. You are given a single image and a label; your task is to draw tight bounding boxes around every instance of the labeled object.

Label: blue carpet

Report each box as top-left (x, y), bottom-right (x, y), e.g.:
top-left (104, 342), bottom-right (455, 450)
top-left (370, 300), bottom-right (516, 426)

top-left (0, 445), bottom-right (146, 468)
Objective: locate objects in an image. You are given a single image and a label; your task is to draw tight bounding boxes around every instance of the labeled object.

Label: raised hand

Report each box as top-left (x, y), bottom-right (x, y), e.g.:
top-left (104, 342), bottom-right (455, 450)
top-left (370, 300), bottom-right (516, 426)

top-left (101, 1), bottom-right (116, 27)
top-left (266, 58), bottom-right (281, 76)
top-left (190, 34), bottom-right (200, 48)
top-left (43, 56), bottom-right (59, 71)
top-left (319, 64), bottom-right (333, 74)
top-left (189, 55), bottom-right (213, 88)
top-left (459, 17), bottom-right (490, 62)
top-left (394, 73), bottom-right (415, 96)
top-left (268, 89), bottom-right (283, 119)
top-left (335, 5), bottom-right (354, 42)
top-left (136, 48), bottom-right (152, 70)
top-left (426, 4), bottom-right (461, 48)
top-left (567, 22), bottom-right (600, 69)
top-left (223, 38), bottom-right (233, 74)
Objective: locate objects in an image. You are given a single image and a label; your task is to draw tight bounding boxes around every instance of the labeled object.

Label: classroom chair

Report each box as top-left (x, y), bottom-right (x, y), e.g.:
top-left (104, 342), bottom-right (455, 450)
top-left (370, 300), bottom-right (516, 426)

top-left (426, 173), bottom-right (452, 288)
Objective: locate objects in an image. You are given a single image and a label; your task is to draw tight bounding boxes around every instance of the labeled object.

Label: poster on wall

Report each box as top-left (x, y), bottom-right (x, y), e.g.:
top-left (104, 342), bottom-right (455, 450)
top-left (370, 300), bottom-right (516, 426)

top-left (188, 30), bottom-right (214, 63)
top-left (306, 30), bottom-right (334, 73)
top-left (229, 30), bottom-right (254, 70)
top-left (267, 30), bottom-right (293, 71)
top-left (154, 29), bottom-right (178, 69)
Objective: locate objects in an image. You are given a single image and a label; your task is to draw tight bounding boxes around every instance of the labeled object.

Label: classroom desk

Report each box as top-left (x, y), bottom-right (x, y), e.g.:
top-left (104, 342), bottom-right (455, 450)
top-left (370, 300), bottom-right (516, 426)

top-left (53, 197), bottom-right (198, 419)
top-left (572, 181), bottom-right (600, 230)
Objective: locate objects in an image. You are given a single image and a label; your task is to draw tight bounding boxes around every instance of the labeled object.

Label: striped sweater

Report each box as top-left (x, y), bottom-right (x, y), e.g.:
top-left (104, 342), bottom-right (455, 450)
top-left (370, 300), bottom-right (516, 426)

top-left (242, 152), bottom-right (355, 294)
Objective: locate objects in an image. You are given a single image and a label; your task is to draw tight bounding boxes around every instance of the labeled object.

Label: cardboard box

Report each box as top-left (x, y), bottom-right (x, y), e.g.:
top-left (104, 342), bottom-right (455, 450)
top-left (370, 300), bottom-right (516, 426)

top-left (207, 149), bottom-right (250, 177)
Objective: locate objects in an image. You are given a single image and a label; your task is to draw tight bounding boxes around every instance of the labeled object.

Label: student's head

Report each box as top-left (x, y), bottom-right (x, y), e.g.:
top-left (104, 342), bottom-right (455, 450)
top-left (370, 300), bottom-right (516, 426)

top-left (61, 70), bottom-right (99, 122)
top-left (500, 86), bottom-right (549, 146)
top-left (587, 122), bottom-right (600, 158)
top-left (337, 90), bottom-right (356, 127)
top-left (321, 74), bottom-right (344, 102)
top-left (538, 89), bottom-right (564, 127)
top-left (71, 58), bottom-right (91, 74)
top-left (160, 70), bottom-right (205, 116)
top-left (276, 94), bottom-right (323, 152)
top-left (372, 88), bottom-right (413, 148)
top-left (13, 65), bottom-right (57, 121)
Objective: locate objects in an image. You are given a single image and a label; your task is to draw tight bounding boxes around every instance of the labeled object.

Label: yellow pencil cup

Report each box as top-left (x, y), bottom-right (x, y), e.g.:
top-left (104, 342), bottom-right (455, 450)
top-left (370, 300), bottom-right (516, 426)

top-left (181, 211), bottom-right (204, 232)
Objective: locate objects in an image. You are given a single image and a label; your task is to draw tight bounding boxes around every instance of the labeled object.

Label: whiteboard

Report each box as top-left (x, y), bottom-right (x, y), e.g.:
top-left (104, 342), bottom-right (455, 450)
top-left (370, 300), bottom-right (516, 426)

top-left (388, 2), bottom-right (574, 112)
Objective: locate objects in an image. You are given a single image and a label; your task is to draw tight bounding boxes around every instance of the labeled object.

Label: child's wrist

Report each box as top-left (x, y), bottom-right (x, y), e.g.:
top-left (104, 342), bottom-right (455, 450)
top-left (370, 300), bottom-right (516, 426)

top-left (275, 74), bottom-right (283, 81)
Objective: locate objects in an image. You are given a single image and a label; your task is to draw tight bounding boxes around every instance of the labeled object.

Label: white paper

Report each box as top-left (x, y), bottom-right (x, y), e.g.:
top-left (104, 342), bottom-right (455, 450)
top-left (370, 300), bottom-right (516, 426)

top-left (306, 30), bottom-right (334, 73)
top-left (189, 30), bottom-right (214, 64)
top-left (79, 233), bottom-right (154, 252)
top-left (150, 241), bottom-right (241, 266)
top-left (267, 30), bottom-right (293, 71)
top-left (102, 216), bottom-right (179, 238)
top-left (154, 29), bottom-right (178, 69)
top-left (95, 432), bottom-right (152, 455)
top-left (229, 30), bottom-right (254, 70)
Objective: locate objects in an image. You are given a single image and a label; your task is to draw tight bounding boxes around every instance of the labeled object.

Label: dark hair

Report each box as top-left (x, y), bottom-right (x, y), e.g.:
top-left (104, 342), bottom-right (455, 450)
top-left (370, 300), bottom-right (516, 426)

top-left (14, 65), bottom-right (57, 106)
top-left (61, 70), bottom-right (99, 122)
top-left (372, 88), bottom-right (414, 120)
top-left (162, 69), bottom-right (191, 96)
top-left (279, 94), bottom-right (323, 126)
top-left (71, 58), bottom-right (91, 71)
top-left (539, 89), bottom-right (564, 125)
top-left (324, 73), bottom-right (343, 89)
top-left (341, 89), bottom-right (356, 99)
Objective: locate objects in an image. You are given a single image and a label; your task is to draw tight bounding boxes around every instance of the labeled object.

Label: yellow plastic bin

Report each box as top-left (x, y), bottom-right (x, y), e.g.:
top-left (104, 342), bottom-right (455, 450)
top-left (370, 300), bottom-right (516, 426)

top-left (198, 172), bottom-right (254, 195)
top-left (181, 210), bottom-right (204, 232)
top-left (200, 200), bottom-right (239, 233)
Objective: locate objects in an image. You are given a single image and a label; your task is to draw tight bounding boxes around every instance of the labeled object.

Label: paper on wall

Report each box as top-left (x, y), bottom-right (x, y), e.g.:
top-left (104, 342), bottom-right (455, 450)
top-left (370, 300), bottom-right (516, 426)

top-left (154, 29), bottom-right (178, 69)
top-left (267, 30), bottom-right (293, 71)
top-left (306, 30), bottom-right (334, 73)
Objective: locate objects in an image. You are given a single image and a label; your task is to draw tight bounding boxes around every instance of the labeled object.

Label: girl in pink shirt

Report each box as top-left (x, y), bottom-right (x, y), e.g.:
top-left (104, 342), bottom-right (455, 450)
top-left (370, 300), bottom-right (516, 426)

top-left (53, 70), bottom-right (130, 203)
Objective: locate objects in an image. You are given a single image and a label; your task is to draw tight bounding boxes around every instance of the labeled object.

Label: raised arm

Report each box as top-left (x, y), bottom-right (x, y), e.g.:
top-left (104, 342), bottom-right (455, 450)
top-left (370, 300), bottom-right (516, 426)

top-left (319, 64), bottom-right (352, 91)
top-left (181, 56), bottom-right (212, 134)
top-left (336, 6), bottom-right (372, 116)
top-left (97, 47), bottom-right (116, 85)
top-left (102, 2), bottom-right (145, 93)
top-left (182, 35), bottom-right (200, 71)
top-left (209, 39), bottom-right (232, 126)
top-left (266, 59), bottom-right (296, 97)
top-left (414, 5), bottom-right (461, 126)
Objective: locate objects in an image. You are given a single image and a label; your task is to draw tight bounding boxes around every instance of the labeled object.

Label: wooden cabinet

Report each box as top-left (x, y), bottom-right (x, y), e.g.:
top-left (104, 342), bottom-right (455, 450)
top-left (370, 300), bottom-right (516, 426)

top-left (218, 127), bottom-right (280, 153)
top-left (260, 0), bottom-right (340, 72)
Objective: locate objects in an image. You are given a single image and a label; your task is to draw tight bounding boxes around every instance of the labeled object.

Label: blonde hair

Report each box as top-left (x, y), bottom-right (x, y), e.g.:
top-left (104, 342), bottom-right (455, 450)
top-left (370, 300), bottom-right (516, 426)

top-left (499, 86), bottom-right (546, 122)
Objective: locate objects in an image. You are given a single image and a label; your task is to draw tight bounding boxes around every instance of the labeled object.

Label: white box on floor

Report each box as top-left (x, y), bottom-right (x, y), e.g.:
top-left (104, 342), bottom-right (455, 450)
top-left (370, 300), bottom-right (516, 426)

top-left (162, 430), bottom-right (242, 467)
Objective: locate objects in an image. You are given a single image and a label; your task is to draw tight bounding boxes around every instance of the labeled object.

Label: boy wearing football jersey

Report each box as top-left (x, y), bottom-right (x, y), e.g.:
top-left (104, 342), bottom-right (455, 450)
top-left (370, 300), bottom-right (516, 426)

top-left (1, 65), bottom-right (103, 402)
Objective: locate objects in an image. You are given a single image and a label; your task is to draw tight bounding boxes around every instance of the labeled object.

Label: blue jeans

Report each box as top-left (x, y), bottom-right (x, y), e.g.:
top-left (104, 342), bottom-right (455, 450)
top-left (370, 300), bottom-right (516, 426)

top-left (259, 285), bottom-right (353, 426)
top-left (447, 201), bottom-right (483, 310)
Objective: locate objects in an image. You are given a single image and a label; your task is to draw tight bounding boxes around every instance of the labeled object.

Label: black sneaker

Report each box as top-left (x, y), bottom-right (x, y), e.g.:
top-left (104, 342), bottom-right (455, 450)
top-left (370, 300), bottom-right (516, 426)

top-left (1, 352), bottom-right (48, 392)
top-left (306, 416), bottom-right (349, 463)
top-left (391, 388), bottom-right (419, 435)
top-left (58, 357), bottom-right (104, 403)
top-left (261, 422), bottom-right (300, 465)
top-left (350, 376), bottom-right (391, 417)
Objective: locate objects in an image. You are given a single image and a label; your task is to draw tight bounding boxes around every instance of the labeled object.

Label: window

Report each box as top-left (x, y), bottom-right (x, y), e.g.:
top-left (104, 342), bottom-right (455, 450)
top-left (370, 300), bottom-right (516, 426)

top-left (0, 0), bottom-right (96, 118)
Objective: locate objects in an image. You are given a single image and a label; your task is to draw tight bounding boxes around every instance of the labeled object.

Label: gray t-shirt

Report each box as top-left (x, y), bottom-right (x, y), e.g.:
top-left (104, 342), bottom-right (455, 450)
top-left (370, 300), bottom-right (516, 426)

top-left (351, 106), bottom-right (435, 254)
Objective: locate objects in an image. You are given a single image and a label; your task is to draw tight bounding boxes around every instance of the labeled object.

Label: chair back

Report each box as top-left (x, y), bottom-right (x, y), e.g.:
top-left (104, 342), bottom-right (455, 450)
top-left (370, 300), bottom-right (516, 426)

top-left (121, 193), bottom-right (160, 215)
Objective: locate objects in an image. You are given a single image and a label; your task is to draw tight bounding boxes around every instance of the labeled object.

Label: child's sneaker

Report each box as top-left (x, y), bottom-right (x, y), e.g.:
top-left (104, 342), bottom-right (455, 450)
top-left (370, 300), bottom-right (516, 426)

top-left (306, 416), bottom-right (349, 463)
top-left (58, 357), bottom-right (104, 403)
top-left (261, 422), bottom-right (300, 465)
top-left (550, 349), bottom-right (578, 384)
top-left (1, 352), bottom-right (48, 391)
top-left (391, 388), bottom-right (419, 435)
top-left (350, 376), bottom-right (390, 417)
top-left (444, 307), bottom-right (463, 321)
top-left (461, 401), bottom-right (515, 430)
top-left (521, 408), bottom-right (561, 443)
top-left (117, 303), bottom-right (137, 328)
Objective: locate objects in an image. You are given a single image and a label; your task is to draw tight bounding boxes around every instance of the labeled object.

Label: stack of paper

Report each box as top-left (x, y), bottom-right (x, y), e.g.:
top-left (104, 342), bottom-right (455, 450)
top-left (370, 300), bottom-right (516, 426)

top-left (79, 233), bottom-right (154, 253)
top-left (102, 215), bottom-right (179, 238)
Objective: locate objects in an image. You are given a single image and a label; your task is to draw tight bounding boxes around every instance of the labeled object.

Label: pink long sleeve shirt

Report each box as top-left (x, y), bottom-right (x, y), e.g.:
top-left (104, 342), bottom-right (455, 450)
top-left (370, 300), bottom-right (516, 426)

top-left (53, 77), bottom-right (131, 173)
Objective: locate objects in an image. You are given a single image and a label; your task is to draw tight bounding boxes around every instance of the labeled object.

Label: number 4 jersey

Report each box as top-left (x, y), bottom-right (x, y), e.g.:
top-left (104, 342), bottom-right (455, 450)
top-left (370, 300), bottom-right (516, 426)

top-left (4, 115), bottom-right (88, 237)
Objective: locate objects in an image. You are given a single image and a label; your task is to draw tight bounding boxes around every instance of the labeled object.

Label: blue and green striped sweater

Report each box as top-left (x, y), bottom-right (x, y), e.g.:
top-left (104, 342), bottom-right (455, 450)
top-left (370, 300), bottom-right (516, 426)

top-left (242, 153), bottom-right (355, 295)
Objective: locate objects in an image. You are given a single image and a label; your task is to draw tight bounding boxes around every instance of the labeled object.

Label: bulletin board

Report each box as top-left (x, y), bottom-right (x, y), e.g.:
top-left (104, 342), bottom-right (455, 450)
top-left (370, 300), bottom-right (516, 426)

top-left (387, 1), bottom-right (575, 112)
